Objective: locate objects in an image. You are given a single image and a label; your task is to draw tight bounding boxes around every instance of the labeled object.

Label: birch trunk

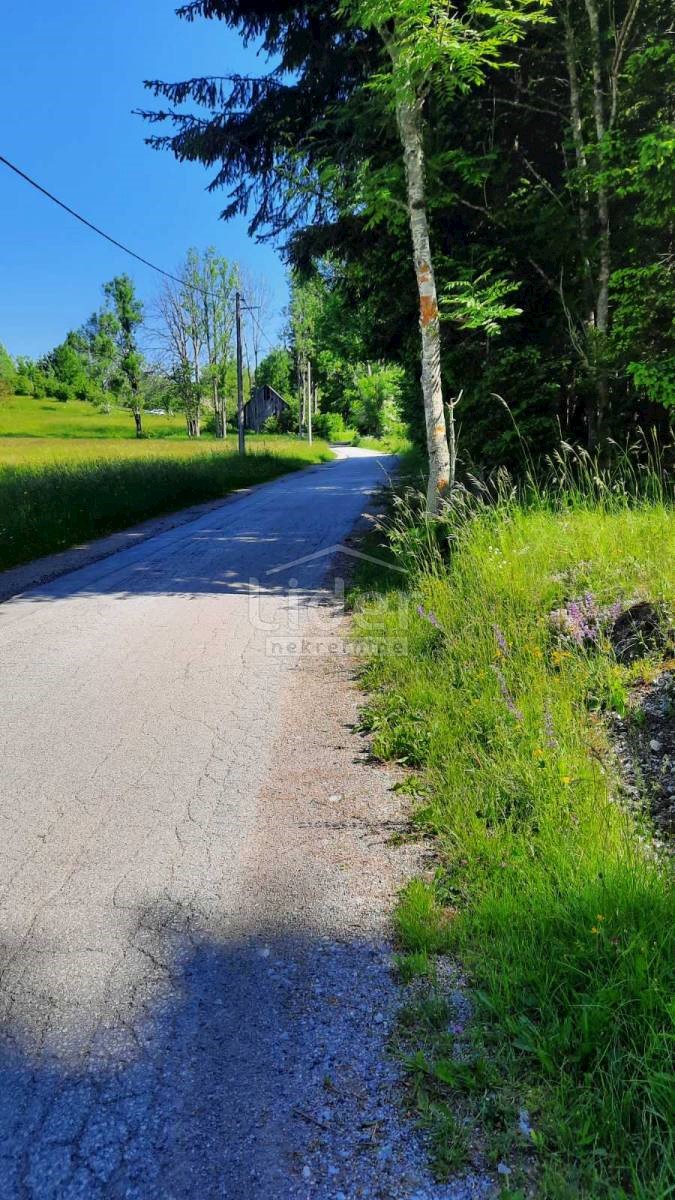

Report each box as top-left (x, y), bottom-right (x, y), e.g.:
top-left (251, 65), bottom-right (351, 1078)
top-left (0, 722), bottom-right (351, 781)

top-left (395, 96), bottom-right (452, 513)
top-left (584, 0), bottom-right (611, 447)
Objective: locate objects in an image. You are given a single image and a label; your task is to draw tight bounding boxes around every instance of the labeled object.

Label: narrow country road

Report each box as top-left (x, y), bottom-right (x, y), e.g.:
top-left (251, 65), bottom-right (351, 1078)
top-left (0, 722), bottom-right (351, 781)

top-left (0, 449), bottom-right (472, 1200)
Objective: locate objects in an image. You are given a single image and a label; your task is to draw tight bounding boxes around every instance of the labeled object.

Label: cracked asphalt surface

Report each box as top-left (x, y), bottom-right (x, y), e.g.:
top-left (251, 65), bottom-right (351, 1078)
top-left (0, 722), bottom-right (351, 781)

top-left (0, 447), bottom-right (429, 1200)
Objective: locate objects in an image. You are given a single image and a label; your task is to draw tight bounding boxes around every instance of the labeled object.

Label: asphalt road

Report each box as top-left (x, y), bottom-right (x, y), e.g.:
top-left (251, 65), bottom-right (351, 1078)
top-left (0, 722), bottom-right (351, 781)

top-left (0, 448), bottom-right (411, 1200)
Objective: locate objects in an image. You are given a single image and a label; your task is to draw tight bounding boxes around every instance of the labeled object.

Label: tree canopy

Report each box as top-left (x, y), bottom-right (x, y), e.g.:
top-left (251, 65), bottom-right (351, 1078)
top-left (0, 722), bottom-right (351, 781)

top-left (142, 0), bottom-right (673, 474)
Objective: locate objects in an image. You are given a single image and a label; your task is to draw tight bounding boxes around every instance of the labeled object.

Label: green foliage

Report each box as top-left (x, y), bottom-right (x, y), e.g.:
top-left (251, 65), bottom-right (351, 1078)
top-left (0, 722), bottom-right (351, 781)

top-left (440, 272), bottom-right (522, 337)
top-left (348, 0), bottom-right (550, 102)
top-left (254, 347), bottom-right (294, 400)
top-left (347, 362), bottom-right (405, 435)
top-left (356, 491), bottom-right (675, 1196)
top-left (103, 274), bottom-right (144, 425)
top-left (0, 342), bottom-right (16, 387)
top-left (313, 411), bottom-right (356, 441)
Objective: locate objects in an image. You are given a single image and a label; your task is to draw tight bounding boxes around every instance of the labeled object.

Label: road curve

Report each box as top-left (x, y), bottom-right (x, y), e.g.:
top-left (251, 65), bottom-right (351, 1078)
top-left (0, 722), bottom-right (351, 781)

top-left (0, 448), bottom-right (413, 1199)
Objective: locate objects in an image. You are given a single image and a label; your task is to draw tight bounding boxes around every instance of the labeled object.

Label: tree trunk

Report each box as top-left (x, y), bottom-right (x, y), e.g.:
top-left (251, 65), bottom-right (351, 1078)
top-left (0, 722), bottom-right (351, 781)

top-left (213, 380), bottom-right (225, 438)
top-left (395, 96), bottom-right (451, 513)
top-left (563, 7), bottom-right (593, 312)
top-left (186, 412), bottom-right (201, 438)
top-left (133, 409), bottom-right (143, 438)
top-left (584, 0), bottom-right (611, 448)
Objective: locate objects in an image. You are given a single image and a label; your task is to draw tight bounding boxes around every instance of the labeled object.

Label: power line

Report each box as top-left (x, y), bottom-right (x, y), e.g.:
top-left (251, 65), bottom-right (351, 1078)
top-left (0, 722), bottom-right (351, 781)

top-left (244, 302), bottom-right (279, 356)
top-left (0, 153), bottom-right (196, 294)
top-left (0, 149), bottom-right (283, 355)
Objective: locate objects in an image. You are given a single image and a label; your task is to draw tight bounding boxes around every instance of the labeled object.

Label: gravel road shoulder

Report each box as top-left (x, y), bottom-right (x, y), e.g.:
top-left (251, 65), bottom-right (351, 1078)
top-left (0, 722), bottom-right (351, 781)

top-left (253, 597), bottom-right (496, 1199)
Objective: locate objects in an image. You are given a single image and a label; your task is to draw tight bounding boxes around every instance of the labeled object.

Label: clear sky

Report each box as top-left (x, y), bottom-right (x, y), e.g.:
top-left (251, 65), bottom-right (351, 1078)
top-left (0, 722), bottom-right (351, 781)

top-left (0, 0), bottom-right (287, 359)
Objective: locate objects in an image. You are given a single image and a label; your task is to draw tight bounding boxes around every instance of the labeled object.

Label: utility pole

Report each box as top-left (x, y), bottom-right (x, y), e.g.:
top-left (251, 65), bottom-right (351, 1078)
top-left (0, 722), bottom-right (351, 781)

top-left (235, 290), bottom-right (245, 455)
top-left (306, 357), bottom-right (312, 445)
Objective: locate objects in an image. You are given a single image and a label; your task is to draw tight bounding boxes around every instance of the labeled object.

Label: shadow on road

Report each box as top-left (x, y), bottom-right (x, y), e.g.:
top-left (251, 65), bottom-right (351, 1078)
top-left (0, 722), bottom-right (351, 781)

top-left (1, 455), bottom-right (396, 607)
top-left (0, 913), bottom-right (408, 1199)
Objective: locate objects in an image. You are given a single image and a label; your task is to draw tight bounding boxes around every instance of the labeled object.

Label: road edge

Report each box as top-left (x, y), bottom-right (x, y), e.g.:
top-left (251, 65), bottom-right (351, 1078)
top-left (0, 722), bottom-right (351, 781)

top-left (0, 460), bottom-right (334, 604)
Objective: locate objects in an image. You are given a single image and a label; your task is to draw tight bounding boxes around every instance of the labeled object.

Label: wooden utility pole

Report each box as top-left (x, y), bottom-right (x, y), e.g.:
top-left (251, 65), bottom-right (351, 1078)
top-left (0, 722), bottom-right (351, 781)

top-left (235, 290), bottom-right (245, 455)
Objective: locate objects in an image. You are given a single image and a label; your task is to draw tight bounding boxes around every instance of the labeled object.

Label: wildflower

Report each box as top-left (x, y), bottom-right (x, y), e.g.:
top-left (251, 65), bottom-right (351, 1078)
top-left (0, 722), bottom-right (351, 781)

top-left (493, 624), bottom-right (509, 657)
top-left (533, 747), bottom-right (545, 759)
top-left (549, 594), bottom-right (626, 650)
top-left (596, 913), bottom-right (605, 922)
top-left (491, 664), bottom-right (524, 721)
top-left (544, 704), bottom-right (558, 749)
top-left (561, 775), bottom-right (572, 785)
top-left (417, 604), bottom-right (441, 630)
top-left (591, 926), bottom-right (599, 935)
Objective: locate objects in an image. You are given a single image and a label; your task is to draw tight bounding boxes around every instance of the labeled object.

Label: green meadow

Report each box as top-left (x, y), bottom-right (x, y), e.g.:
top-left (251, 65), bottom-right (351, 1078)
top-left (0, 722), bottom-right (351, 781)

top-left (0, 392), bottom-right (332, 570)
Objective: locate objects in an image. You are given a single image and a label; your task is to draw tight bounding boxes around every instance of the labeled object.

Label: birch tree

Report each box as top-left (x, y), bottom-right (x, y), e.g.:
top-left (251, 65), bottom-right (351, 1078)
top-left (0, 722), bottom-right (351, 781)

top-left (240, 268), bottom-right (273, 379)
top-left (156, 249), bottom-right (239, 437)
top-left (156, 272), bottom-right (203, 437)
top-left (192, 248), bottom-right (239, 438)
top-left (560, 0), bottom-right (643, 446)
top-left (344, 0), bottom-right (547, 509)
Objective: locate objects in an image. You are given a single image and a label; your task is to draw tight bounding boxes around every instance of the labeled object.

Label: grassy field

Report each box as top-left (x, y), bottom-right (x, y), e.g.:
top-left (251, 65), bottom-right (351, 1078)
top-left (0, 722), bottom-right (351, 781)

top-left (0, 393), bottom-right (332, 570)
top-left (0, 434), bottom-right (321, 468)
top-left (0, 391), bottom-right (185, 440)
top-left (353, 463), bottom-right (674, 1197)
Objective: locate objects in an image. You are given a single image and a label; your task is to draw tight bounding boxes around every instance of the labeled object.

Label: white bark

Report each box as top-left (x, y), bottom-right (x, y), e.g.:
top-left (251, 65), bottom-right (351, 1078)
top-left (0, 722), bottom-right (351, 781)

top-left (396, 96), bottom-right (452, 512)
top-left (584, 0), bottom-right (612, 445)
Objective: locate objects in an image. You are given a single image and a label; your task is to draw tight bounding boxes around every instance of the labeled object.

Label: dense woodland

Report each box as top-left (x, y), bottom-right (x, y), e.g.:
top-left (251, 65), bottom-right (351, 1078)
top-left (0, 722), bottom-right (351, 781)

top-left (140, 0), bottom-right (673, 489)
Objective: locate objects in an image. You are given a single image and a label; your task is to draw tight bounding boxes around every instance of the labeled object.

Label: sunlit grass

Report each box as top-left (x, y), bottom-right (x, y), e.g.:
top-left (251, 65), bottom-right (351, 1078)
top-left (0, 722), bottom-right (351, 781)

top-left (0, 433), bottom-right (332, 570)
top-left (0, 433), bottom-right (324, 468)
top-left (0, 391), bottom-right (186, 440)
top-left (354, 481), bottom-right (674, 1198)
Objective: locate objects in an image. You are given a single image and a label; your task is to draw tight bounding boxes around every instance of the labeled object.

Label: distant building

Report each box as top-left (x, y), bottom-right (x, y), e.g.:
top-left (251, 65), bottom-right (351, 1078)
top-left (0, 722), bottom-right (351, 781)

top-left (243, 385), bottom-right (290, 432)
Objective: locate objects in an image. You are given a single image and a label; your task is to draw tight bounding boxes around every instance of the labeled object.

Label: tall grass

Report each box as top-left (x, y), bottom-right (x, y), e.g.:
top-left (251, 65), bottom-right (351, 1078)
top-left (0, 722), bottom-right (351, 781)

top-left (0, 441), bottom-right (332, 570)
top-left (0, 392), bottom-right (186, 440)
top-left (354, 450), bottom-right (674, 1197)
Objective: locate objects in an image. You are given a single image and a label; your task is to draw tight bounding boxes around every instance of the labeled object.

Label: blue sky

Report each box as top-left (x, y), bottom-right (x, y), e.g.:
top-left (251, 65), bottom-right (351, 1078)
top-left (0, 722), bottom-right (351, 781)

top-left (0, 0), bottom-right (287, 359)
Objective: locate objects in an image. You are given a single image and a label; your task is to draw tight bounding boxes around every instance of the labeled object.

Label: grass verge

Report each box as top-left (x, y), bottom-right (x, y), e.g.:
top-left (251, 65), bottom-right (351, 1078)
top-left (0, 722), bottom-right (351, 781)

top-left (352, 477), bottom-right (674, 1198)
top-left (0, 440), bottom-right (332, 570)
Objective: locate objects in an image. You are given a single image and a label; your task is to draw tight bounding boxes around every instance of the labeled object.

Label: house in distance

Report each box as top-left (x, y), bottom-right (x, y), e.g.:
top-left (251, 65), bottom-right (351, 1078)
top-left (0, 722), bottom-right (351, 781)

top-left (243, 384), bottom-right (291, 432)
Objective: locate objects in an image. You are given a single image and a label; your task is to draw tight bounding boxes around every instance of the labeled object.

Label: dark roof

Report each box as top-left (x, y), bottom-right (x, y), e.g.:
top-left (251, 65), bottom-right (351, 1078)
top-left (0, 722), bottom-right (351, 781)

top-left (244, 384), bottom-right (289, 409)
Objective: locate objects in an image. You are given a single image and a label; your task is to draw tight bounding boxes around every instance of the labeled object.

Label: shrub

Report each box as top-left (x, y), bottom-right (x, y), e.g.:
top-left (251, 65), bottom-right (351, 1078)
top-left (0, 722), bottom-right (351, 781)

top-left (313, 411), bottom-right (355, 441)
top-left (347, 362), bottom-right (404, 436)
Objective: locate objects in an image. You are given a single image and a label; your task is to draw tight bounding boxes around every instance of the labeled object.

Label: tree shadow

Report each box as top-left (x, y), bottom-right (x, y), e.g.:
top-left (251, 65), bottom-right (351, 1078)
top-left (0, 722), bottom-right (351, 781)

top-left (0, 906), bottom-right (407, 1199)
top-left (1, 454), bottom-right (398, 607)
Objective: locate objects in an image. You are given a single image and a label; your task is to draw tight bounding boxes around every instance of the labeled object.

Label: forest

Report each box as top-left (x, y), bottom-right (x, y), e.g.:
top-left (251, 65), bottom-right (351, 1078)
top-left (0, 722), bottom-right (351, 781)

top-left (139, 0), bottom-right (673, 501)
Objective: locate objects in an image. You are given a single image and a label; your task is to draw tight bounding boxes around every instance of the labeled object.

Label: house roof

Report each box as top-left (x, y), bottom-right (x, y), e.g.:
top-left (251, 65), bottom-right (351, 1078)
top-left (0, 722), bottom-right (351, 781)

top-left (244, 384), bottom-right (289, 409)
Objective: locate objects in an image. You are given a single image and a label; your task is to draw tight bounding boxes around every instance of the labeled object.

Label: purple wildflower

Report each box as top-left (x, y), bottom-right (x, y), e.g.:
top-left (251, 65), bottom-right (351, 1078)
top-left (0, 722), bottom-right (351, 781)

top-left (544, 703), bottom-right (558, 749)
top-left (491, 664), bottom-right (524, 721)
top-left (493, 624), bottom-right (509, 656)
top-left (549, 592), bottom-right (612, 647)
top-left (418, 604), bottom-right (441, 630)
